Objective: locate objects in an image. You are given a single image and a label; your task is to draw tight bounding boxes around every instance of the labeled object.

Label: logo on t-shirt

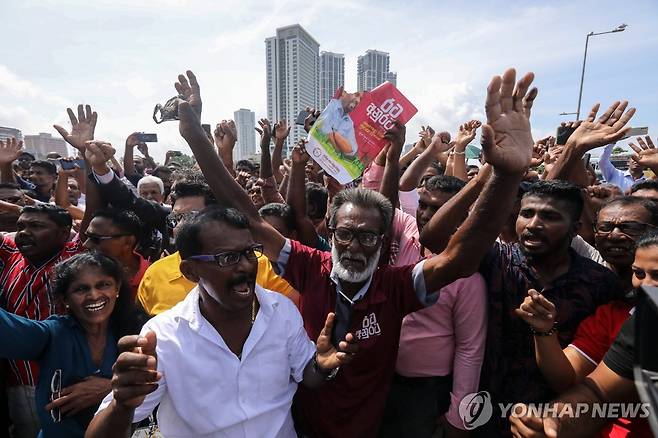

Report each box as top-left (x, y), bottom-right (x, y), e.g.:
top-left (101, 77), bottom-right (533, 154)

top-left (355, 312), bottom-right (381, 340)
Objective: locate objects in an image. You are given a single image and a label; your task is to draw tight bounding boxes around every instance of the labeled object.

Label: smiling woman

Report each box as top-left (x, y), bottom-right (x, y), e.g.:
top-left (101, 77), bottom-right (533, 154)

top-left (0, 251), bottom-right (142, 438)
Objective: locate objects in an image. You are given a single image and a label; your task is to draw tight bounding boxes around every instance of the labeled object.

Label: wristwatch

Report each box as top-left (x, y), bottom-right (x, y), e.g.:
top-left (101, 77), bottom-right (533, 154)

top-left (312, 353), bottom-right (340, 381)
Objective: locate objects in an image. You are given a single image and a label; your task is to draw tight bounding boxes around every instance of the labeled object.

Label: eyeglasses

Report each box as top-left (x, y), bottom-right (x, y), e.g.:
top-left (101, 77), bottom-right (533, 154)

top-left (187, 244), bottom-right (264, 268)
top-left (84, 232), bottom-right (131, 244)
top-left (50, 369), bottom-right (62, 423)
top-left (594, 221), bottom-right (654, 237)
top-left (329, 227), bottom-right (382, 248)
top-left (166, 211), bottom-right (199, 229)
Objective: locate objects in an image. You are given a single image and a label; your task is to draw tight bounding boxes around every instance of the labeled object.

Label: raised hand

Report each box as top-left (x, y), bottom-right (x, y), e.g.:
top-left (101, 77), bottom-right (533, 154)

top-left (630, 136), bottom-right (658, 170)
top-left (84, 141), bottom-right (116, 168)
top-left (215, 120), bottom-right (238, 150)
top-left (0, 137), bottom-right (24, 164)
top-left (566, 101), bottom-right (636, 152)
top-left (176, 71), bottom-right (209, 147)
top-left (315, 312), bottom-right (358, 370)
top-left (418, 125), bottom-right (435, 148)
top-left (428, 131), bottom-right (453, 154)
top-left (136, 143), bottom-right (150, 157)
top-left (383, 121), bottom-right (406, 161)
top-left (454, 120), bottom-right (482, 149)
top-left (513, 289), bottom-right (556, 333)
top-left (255, 118), bottom-right (272, 148)
top-left (54, 104), bottom-right (98, 152)
top-left (304, 107), bottom-right (321, 133)
top-left (274, 119), bottom-right (291, 140)
top-left (531, 136), bottom-right (553, 167)
top-left (112, 332), bottom-right (160, 409)
top-left (291, 140), bottom-right (310, 165)
top-left (481, 68), bottom-right (535, 175)
top-left (175, 70), bottom-right (202, 118)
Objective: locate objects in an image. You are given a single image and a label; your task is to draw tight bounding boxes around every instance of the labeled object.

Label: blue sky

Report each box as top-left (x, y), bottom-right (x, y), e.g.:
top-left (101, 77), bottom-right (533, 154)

top-left (1, 0), bottom-right (657, 161)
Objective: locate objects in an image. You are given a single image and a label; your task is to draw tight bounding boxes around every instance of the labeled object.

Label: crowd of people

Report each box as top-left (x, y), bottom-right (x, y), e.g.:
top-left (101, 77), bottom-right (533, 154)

top-left (0, 66), bottom-right (656, 438)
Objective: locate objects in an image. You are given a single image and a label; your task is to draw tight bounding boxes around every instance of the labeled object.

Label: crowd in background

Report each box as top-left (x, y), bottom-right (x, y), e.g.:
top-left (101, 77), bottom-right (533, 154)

top-left (0, 67), bottom-right (657, 438)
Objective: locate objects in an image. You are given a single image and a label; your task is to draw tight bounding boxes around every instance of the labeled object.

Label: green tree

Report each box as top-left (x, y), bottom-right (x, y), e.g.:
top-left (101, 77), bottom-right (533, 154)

top-left (611, 146), bottom-right (625, 155)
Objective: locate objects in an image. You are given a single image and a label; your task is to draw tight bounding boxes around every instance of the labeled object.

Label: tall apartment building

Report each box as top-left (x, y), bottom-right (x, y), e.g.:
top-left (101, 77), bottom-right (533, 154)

top-left (23, 133), bottom-right (68, 159)
top-left (320, 51), bottom-right (345, 109)
top-left (357, 50), bottom-right (394, 92)
top-left (233, 108), bottom-right (257, 162)
top-left (386, 71), bottom-right (398, 87)
top-left (265, 24), bottom-right (320, 154)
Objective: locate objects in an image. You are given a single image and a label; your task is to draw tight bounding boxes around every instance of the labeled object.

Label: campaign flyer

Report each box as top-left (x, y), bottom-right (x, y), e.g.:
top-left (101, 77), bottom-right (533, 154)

top-left (306, 82), bottom-right (417, 184)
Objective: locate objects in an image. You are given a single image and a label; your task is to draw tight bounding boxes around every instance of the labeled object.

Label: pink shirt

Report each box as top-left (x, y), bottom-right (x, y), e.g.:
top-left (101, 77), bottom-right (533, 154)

top-left (391, 209), bottom-right (488, 430)
top-left (361, 162), bottom-right (419, 216)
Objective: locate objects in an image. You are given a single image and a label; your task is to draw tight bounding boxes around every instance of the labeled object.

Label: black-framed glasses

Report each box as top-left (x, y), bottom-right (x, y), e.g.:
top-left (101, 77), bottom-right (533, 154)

top-left (50, 369), bottom-right (62, 423)
top-left (188, 244), bottom-right (264, 268)
top-left (594, 221), bottom-right (654, 237)
top-left (329, 227), bottom-right (382, 248)
top-left (83, 232), bottom-right (131, 244)
top-left (166, 211), bottom-right (199, 229)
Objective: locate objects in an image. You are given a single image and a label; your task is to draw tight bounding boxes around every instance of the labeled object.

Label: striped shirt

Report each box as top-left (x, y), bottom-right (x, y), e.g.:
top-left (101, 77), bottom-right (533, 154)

top-left (0, 234), bottom-right (81, 386)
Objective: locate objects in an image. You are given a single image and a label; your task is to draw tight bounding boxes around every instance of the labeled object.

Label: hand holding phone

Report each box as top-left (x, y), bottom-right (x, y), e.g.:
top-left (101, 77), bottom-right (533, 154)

top-left (136, 133), bottom-right (158, 143)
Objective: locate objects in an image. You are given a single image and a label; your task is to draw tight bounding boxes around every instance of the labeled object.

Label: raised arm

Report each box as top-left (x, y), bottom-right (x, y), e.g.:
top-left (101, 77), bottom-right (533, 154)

top-left (451, 120), bottom-right (481, 181)
top-left (122, 133), bottom-right (141, 179)
top-left (545, 102), bottom-right (635, 183)
top-left (55, 167), bottom-right (85, 221)
top-left (0, 138), bottom-right (22, 184)
top-left (379, 122), bottom-right (406, 210)
top-left (256, 118), bottom-right (274, 179)
top-left (398, 125), bottom-right (433, 168)
top-left (399, 137), bottom-right (445, 191)
top-left (272, 119), bottom-right (290, 184)
top-left (422, 68), bottom-right (536, 292)
top-left (419, 164), bottom-right (491, 254)
top-left (286, 142), bottom-right (319, 247)
top-left (214, 120), bottom-right (237, 177)
top-left (175, 71), bottom-right (286, 259)
top-left (629, 136), bottom-right (658, 175)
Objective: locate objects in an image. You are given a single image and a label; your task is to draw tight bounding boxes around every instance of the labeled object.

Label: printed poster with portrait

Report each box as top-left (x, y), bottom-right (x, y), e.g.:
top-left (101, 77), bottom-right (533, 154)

top-left (306, 82), bottom-right (417, 184)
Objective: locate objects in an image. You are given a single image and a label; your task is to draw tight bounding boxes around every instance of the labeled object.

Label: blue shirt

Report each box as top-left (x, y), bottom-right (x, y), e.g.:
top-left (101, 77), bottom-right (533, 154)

top-left (319, 98), bottom-right (359, 157)
top-left (599, 144), bottom-right (645, 192)
top-left (0, 309), bottom-right (117, 438)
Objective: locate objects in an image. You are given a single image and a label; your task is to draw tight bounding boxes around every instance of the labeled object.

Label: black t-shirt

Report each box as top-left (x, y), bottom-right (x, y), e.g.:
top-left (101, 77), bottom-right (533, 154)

top-left (603, 313), bottom-right (635, 380)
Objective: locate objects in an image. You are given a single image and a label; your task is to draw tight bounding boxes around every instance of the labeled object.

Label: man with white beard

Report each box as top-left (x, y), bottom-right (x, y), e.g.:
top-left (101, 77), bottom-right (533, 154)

top-left (173, 67), bottom-right (538, 437)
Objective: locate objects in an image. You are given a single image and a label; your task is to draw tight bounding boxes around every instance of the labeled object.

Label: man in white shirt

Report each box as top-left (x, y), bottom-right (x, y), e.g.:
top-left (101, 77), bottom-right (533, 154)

top-left (86, 206), bottom-right (356, 438)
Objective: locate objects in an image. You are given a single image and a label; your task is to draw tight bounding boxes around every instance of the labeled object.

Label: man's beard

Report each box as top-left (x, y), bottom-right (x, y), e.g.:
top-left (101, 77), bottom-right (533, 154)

top-left (331, 245), bottom-right (381, 283)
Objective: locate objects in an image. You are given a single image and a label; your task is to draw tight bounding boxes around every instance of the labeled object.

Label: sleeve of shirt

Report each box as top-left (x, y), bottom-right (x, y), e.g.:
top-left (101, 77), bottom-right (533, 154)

top-left (570, 235), bottom-right (606, 267)
top-left (598, 144), bottom-right (625, 190)
top-left (286, 302), bottom-right (316, 383)
top-left (361, 162), bottom-right (385, 190)
top-left (411, 261), bottom-right (440, 307)
top-left (0, 232), bottom-right (14, 263)
top-left (278, 239), bottom-right (330, 296)
top-left (568, 304), bottom-right (612, 366)
top-left (445, 274), bottom-right (488, 430)
top-left (136, 269), bottom-right (154, 315)
top-left (0, 308), bottom-right (50, 360)
top-left (602, 314), bottom-right (635, 380)
top-left (398, 189), bottom-right (420, 216)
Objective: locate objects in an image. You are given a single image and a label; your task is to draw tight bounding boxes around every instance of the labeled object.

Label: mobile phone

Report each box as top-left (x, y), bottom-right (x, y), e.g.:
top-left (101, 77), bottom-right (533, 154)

top-left (556, 126), bottom-right (576, 145)
top-left (295, 109), bottom-right (311, 126)
top-left (137, 133), bottom-right (158, 143)
top-left (202, 124), bottom-right (212, 137)
top-left (59, 159), bottom-right (85, 170)
top-left (582, 153), bottom-right (591, 169)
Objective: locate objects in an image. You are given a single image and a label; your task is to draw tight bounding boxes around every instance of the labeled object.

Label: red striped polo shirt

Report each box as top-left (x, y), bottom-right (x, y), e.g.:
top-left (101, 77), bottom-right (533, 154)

top-left (0, 235), bottom-right (81, 386)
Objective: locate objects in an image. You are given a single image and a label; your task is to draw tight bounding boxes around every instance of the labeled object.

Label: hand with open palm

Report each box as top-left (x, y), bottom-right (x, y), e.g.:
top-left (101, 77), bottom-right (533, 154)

top-left (566, 101), bottom-right (636, 153)
top-left (481, 68), bottom-right (537, 175)
top-left (54, 104), bottom-right (98, 153)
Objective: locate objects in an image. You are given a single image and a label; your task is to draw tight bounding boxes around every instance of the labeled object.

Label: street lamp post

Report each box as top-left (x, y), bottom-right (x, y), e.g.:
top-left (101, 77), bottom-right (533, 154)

top-left (575, 24), bottom-right (627, 120)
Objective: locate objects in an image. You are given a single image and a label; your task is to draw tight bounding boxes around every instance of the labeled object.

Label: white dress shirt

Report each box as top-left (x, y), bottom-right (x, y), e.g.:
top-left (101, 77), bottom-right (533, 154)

top-left (97, 285), bottom-right (315, 438)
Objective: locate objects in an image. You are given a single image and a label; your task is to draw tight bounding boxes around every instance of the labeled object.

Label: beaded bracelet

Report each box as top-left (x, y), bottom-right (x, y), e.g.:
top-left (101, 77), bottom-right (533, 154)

top-left (531, 321), bottom-right (558, 336)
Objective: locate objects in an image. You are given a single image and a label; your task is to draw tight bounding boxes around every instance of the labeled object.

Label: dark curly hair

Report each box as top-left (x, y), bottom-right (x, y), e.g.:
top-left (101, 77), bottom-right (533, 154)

top-left (51, 252), bottom-right (142, 338)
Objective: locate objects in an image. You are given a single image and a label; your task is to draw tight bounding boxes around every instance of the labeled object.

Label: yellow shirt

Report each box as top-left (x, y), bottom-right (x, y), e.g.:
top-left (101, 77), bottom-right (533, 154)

top-left (137, 251), bottom-right (299, 315)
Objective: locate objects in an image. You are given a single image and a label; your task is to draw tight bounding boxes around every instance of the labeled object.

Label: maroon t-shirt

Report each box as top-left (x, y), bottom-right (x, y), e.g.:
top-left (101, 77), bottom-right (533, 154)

top-left (283, 240), bottom-right (424, 438)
